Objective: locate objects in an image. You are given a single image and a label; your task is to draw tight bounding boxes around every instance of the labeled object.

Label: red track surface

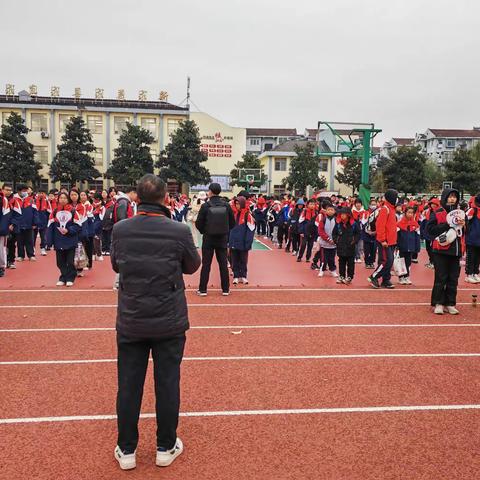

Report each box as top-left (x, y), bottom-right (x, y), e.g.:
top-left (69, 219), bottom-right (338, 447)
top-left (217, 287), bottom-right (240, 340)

top-left (1, 242), bottom-right (480, 479)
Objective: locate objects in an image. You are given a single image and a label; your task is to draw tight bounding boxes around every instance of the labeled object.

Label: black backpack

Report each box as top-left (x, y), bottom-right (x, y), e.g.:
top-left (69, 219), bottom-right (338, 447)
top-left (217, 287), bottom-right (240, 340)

top-left (205, 203), bottom-right (230, 235)
top-left (102, 204), bottom-right (115, 231)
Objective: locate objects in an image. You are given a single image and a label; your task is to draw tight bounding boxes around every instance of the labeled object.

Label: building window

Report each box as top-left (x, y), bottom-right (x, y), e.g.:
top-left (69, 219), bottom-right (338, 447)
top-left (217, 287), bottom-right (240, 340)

top-left (2, 112), bottom-right (13, 125)
top-left (273, 184), bottom-right (286, 196)
top-left (278, 137), bottom-right (288, 144)
top-left (264, 143), bottom-right (273, 151)
top-left (87, 115), bottom-right (103, 134)
top-left (318, 159), bottom-right (329, 172)
top-left (114, 116), bottom-right (129, 135)
top-left (167, 119), bottom-right (180, 136)
top-left (39, 179), bottom-right (49, 191)
top-left (34, 146), bottom-right (49, 165)
top-left (88, 180), bottom-right (104, 190)
top-left (142, 117), bottom-right (157, 138)
top-left (250, 138), bottom-right (260, 146)
top-left (274, 158), bottom-right (287, 171)
top-left (92, 148), bottom-right (103, 168)
top-left (446, 139), bottom-right (456, 148)
top-left (31, 113), bottom-right (48, 132)
top-left (59, 114), bottom-right (74, 133)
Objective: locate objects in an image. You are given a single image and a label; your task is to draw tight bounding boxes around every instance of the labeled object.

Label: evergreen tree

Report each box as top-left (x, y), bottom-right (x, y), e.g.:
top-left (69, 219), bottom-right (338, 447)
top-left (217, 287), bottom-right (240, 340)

top-left (0, 112), bottom-right (40, 189)
top-left (335, 155), bottom-right (362, 195)
top-left (444, 144), bottom-right (480, 196)
top-left (382, 146), bottom-right (427, 194)
top-left (105, 122), bottom-right (154, 185)
top-left (157, 120), bottom-right (210, 190)
top-left (424, 159), bottom-right (445, 193)
top-left (50, 116), bottom-right (100, 186)
top-left (229, 152), bottom-right (267, 188)
top-left (282, 142), bottom-right (327, 195)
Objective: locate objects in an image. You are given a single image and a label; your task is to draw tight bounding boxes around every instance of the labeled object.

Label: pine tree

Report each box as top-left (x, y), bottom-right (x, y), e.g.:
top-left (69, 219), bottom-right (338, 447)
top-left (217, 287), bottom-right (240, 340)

top-left (0, 112), bottom-right (40, 189)
top-left (381, 146), bottom-right (427, 194)
top-left (282, 142), bottom-right (327, 195)
top-left (335, 156), bottom-right (362, 195)
top-left (157, 120), bottom-right (210, 190)
top-left (230, 152), bottom-right (267, 188)
top-left (50, 116), bottom-right (100, 187)
top-left (105, 122), bottom-right (154, 186)
top-left (444, 144), bottom-right (480, 196)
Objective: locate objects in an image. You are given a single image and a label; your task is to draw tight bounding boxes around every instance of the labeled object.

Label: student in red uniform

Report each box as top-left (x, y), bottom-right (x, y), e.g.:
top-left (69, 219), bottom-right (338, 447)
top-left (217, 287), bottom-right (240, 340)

top-left (0, 186), bottom-right (12, 278)
top-left (397, 206), bottom-right (421, 285)
top-left (297, 199), bottom-right (318, 262)
top-left (34, 189), bottom-right (50, 256)
top-left (11, 184), bottom-right (37, 262)
top-left (333, 207), bottom-right (360, 284)
top-left (465, 194), bottom-right (480, 283)
top-left (368, 189), bottom-right (398, 289)
top-left (351, 198), bottom-right (365, 263)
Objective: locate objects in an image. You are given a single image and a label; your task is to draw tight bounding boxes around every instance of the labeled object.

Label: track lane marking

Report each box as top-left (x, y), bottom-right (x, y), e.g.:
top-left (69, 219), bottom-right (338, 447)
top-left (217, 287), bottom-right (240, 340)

top-left (0, 302), bottom-right (473, 308)
top-left (2, 404), bottom-right (480, 425)
top-left (2, 353), bottom-right (480, 365)
top-left (1, 323), bottom-right (480, 333)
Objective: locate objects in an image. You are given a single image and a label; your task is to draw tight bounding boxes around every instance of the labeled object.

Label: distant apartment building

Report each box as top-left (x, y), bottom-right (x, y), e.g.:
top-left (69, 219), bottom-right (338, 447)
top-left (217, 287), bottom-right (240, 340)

top-left (381, 137), bottom-right (415, 158)
top-left (414, 128), bottom-right (480, 164)
top-left (246, 128), bottom-right (300, 155)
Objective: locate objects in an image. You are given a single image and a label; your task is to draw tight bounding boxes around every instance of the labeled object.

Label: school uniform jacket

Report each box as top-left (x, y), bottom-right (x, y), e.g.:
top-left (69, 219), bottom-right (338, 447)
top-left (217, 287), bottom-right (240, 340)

top-left (0, 194), bottom-right (12, 236)
top-left (46, 204), bottom-right (83, 251)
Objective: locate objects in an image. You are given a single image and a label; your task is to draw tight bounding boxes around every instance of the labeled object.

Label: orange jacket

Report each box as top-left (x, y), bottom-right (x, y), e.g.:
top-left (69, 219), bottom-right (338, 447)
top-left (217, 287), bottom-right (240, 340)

top-left (376, 201), bottom-right (397, 245)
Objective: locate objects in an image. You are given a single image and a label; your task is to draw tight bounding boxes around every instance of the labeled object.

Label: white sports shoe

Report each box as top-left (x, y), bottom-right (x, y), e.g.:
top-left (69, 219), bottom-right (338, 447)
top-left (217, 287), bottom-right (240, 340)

top-left (98, 255), bottom-right (104, 261)
top-left (405, 277), bottom-right (412, 285)
top-left (330, 271), bottom-right (338, 278)
top-left (317, 269), bottom-right (324, 277)
top-left (40, 248), bottom-right (47, 256)
top-left (474, 274), bottom-right (480, 283)
top-left (66, 281), bottom-right (74, 287)
top-left (156, 438), bottom-right (183, 467)
top-left (434, 304), bottom-right (444, 315)
top-left (114, 446), bottom-right (136, 470)
top-left (241, 277), bottom-right (249, 284)
top-left (465, 275), bottom-right (477, 284)
top-left (446, 306), bottom-right (459, 315)
top-left (56, 281), bottom-right (65, 287)
top-left (233, 278), bottom-right (239, 285)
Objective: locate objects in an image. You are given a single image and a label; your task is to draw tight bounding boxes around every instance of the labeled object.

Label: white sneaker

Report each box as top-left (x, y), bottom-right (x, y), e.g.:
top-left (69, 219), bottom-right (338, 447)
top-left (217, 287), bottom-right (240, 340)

top-left (98, 255), bottom-right (104, 262)
top-left (465, 275), bottom-right (477, 284)
top-left (77, 271), bottom-right (84, 277)
top-left (330, 271), bottom-right (338, 278)
top-left (398, 277), bottom-right (407, 285)
top-left (474, 274), bottom-right (480, 283)
top-left (446, 306), bottom-right (459, 315)
top-left (233, 278), bottom-right (239, 285)
top-left (241, 277), bottom-right (249, 285)
top-left (317, 269), bottom-right (324, 277)
top-left (16, 257), bottom-right (24, 262)
top-left (66, 281), bottom-right (74, 287)
top-left (40, 249), bottom-right (47, 256)
top-left (222, 291), bottom-right (230, 296)
top-left (405, 277), bottom-right (412, 285)
top-left (156, 438), bottom-right (183, 467)
top-left (434, 304), bottom-right (444, 315)
top-left (29, 257), bottom-right (36, 262)
top-left (196, 291), bottom-right (207, 297)
top-left (56, 281), bottom-right (65, 287)
top-left (291, 251), bottom-right (297, 256)
top-left (114, 446), bottom-right (136, 470)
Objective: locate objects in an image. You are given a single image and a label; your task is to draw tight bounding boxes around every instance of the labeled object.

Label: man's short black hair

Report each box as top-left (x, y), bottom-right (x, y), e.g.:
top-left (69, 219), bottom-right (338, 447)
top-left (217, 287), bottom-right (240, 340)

top-left (17, 184), bottom-right (27, 192)
top-left (209, 183), bottom-right (222, 195)
top-left (137, 174), bottom-right (166, 204)
top-left (125, 186), bottom-right (137, 194)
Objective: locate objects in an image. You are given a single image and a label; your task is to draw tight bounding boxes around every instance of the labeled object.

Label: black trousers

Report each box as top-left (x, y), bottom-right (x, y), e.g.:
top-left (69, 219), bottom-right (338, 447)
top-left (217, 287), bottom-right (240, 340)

top-left (7, 233), bottom-right (16, 264)
top-left (34, 228), bottom-right (47, 249)
top-left (425, 240), bottom-right (433, 263)
top-left (277, 223), bottom-right (289, 247)
top-left (338, 256), bottom-right (355, 278)
top-left (117, 334), bottom-right (186, 453)
top-left (231, 249), bottom-right (249, 278)
top-left (17, 228), bottom-right (35, 259)
top-left (55, 248), bottom-right (77, 282)
top-left (256, 220), bottom-right (266, 236)
top-left (82, 237), bottom-right (94, 269)
top-left (102, 229), bottom-right (112, 253)
top-left (465, 245), bottom-right (480, 276)
top-left (298, 236), bottom-right (315, 261)
top-left (199, 246), bottom-right (229, 293)
top-left (287, 231), bottom-right (300, 253)
top-left (372, 243), bottom-right (394, 283)
top-left (364, 240), bottom-right (376, 265)
top-left (431, 253), bottom-right (460, 306)
top-left (399, 251), bottom-right (412, 277)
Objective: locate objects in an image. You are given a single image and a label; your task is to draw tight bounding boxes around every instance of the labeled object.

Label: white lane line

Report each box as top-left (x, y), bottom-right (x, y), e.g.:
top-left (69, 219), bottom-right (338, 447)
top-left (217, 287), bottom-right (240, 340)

top-left (0, 302), bottom-right (473, 308)
top-left (2, 353), bottom-right (480, 366)
top-left (2, 404), bottom-right (480, 425)
top-left (1, 323), bottom-right (480, 333)
top-left (0, 286), bottom-right (476, 293)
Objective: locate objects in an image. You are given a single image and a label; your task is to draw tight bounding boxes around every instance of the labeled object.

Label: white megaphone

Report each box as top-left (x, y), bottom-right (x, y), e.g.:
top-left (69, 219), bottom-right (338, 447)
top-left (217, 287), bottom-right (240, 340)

top-left (56, 210), bottom-right (72, 229)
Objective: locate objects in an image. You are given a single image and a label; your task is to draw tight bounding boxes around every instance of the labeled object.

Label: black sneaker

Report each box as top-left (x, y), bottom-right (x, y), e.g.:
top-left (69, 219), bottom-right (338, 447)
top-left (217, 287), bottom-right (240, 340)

top-left (296, 258), bottom-right (302, 262)
top-left (0, 268), bottom-right (5, 278)
top-left (368, 275), bottom-right (380, 289)
top-left (381, 281), bottom-right (395, 289)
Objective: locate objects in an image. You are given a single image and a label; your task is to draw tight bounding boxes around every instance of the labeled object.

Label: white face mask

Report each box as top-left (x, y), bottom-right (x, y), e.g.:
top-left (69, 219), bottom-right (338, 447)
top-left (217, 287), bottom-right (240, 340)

top-left (20, 191), bottom-right (29, 198)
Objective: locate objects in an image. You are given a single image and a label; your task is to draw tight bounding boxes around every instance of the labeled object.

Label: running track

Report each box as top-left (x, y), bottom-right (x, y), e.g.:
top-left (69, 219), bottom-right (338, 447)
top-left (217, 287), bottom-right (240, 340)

top-left (1, 244), bottom-right (480, 479)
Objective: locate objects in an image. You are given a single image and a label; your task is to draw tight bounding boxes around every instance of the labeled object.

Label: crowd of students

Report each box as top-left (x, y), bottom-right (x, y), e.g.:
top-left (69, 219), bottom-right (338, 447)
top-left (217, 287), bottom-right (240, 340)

top-left (1, 182), bottom-right (478, 314)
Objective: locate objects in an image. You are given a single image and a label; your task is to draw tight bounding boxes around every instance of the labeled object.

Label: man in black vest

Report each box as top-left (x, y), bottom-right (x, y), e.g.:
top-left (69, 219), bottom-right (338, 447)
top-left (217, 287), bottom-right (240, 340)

top-left (111, 174), bottom-right (201, 471)
top-left (195, 182), bottom-right (235, 296)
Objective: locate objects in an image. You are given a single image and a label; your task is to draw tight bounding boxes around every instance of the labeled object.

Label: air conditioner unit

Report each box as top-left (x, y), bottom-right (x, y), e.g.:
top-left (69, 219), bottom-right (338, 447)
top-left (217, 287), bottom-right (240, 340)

top-left (41, 131), bottom-right (50, 139)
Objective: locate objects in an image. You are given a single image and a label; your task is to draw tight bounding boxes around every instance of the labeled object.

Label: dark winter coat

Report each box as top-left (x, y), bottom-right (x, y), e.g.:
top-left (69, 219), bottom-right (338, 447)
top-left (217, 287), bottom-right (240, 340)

top-left (111, 202), bottom-right (201, 340)
top-left (333, 219), bottom-right (360, 257)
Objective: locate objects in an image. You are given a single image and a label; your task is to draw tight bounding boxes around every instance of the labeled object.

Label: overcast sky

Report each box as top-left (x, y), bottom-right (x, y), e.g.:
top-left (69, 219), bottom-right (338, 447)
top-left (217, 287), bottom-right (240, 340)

top-left (1, 0), bottom-right (478, 143)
